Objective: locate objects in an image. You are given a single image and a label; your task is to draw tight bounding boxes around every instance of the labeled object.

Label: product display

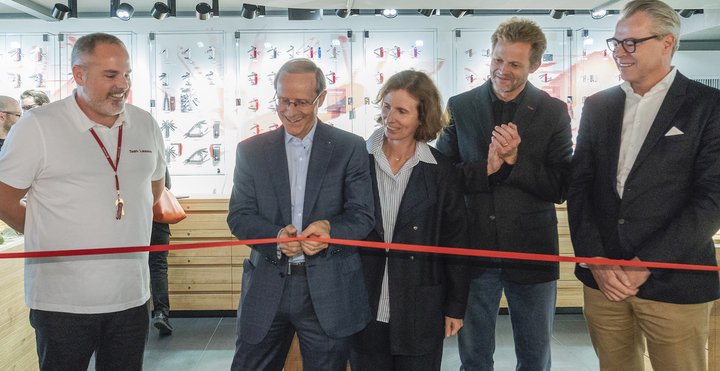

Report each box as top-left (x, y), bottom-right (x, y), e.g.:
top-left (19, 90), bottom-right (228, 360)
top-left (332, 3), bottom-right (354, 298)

top-left (0, 33), bottom-right (57, 103)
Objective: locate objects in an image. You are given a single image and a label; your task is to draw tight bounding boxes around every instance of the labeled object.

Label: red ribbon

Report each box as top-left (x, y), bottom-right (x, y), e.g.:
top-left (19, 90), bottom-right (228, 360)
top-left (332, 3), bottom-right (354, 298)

top-left (0, 237), bottom-right (718, 272)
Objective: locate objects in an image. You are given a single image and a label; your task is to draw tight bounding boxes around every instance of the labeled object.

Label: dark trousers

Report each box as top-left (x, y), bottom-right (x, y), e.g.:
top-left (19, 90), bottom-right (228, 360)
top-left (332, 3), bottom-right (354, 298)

top-left (149, 222), bottom-right (170, 315)
top-left (350, 320), bottom-right (443, 371)
top-left (29, 304), bottom-right (148, 371)
top-left (231, 273), bottom-right (351, 371)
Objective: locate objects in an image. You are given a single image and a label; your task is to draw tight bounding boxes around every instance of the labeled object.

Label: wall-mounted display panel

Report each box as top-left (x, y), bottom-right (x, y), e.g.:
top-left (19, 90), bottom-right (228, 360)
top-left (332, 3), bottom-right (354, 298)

top-left (0, 33), bottom-right (59, 102)
top-left (358, 29), bottom-right (438, 139)
top-left (234, 29), bottom-right (353, 141)
top-left (150, 31), bottom-right (226, 177)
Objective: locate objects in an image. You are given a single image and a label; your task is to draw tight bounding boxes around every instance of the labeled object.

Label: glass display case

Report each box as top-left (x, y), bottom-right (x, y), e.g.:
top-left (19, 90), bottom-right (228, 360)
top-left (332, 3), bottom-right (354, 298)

top-left (0, 33), bottom-right (58, 101)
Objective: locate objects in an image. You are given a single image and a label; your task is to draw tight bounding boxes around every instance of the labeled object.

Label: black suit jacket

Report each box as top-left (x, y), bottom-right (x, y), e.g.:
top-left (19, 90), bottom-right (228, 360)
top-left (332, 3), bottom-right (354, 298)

top-left (568, 72), bottom-right (720, 304)
top-left (227, 122), bottom-right (375, 343)
top-left (436, 81), bottom-right (573, 283)
top-left (354, 148), bottom-right (470, 355)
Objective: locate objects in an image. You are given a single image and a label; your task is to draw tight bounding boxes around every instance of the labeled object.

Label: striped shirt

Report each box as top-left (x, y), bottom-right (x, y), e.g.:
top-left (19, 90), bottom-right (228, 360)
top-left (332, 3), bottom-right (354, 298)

top-left (366, 128), bottom-right (437, 322)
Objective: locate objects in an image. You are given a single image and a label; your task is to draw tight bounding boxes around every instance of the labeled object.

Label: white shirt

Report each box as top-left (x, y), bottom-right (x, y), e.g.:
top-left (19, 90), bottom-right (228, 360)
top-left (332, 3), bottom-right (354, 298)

top-left (366, 128), bottom-right (436, 323)
top-left (0, 93), bottom-right (166, 314)
top-left (616, 68), bottom-right (677, 198)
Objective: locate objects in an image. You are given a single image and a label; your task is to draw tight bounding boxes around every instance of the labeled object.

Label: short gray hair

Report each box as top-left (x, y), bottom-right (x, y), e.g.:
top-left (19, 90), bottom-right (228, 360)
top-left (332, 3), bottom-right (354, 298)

top-left (71, 33), bottom-right (127, 67)
top-left (273, 58), bottom-right (326, 96)
top-left (621, 0), bottom-right (681, 55)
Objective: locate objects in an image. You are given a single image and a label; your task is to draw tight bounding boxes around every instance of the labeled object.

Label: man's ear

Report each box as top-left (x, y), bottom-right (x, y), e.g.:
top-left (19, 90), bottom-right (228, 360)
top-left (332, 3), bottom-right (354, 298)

top-left (529, 60), bottom-right (542, 74)
top-left (71, 65), bottom-right (85, 86)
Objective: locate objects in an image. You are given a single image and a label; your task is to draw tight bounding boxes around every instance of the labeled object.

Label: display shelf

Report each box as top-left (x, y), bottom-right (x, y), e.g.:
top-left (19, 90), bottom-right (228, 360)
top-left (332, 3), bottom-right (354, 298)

top-left (0, 33), bottom-right (58, 102)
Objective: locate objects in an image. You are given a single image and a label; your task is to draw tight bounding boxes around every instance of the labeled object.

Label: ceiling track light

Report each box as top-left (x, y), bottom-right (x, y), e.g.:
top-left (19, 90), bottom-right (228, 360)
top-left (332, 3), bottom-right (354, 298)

top-left (196, 0), bottom-right (219, 20)
top-left (418, 9), bottom-right (437, 17)
top-left (678, 9), bottom-right (703, 18)
top-left (549, 9), bottom-right (567, 19)
top-left (376, 9), bottom-right (397, 18)
top-left (336, 8), bottom-right (349, 18)
top-left (110, 0), bottom-right (134, 21)
top-left (449, 9), bottom-right (472, 18)
top-left (590, 9), bottom-right (608, 19)
top-left (151, 0), bottom-right (175, 20)
top-left (241, 4), bottom-right (261, 19)
top-left (51, 0), bottom-right (77, 20)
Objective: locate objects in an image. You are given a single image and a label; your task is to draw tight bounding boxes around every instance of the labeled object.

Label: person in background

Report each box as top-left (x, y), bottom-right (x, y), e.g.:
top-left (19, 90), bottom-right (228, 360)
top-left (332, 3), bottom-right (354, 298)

top-left (436, 17), bottom-right (573, 371)
top-left (227, 58), bottom-right (375, 371)
top-left (567, 0), bottom-right (720, 369)
top-left (0, 33), bottom-right (165, 370)
top-left (150, 168), bottom-right (173, 335)
top-left (20, 89), bottom-right (50, 112)
top-left (350, 70), bottom-right (470, 371)
top-left (0, 96), bottom-right (21, 152)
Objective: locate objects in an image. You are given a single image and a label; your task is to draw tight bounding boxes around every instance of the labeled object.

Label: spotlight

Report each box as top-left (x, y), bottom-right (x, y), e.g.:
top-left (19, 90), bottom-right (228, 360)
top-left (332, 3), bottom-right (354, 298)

top-left (51, 0), bottom-right (77, 20)
top-left (590, 9), bottom-right (608, 19)
top-left (449, 9), bottom-right (472, 18)
top-left (418, 9), bottom-right (436, 17)
top-left (336, 9), bottom-right (349, 18)
top-left (196, 0), bottom-right (218, 20)
top-left (678, 9), bottom-right (701, 18)
top-left (376, 9), bottom-right (397, 18)
top-left (549, 9), bottom-right (566, 19)
top-left (241, 4), bottom-right (260, 19)
top-left (151, 0), bottom-right (175, 20)
top-left (111, 0), bottom-right (134, 21)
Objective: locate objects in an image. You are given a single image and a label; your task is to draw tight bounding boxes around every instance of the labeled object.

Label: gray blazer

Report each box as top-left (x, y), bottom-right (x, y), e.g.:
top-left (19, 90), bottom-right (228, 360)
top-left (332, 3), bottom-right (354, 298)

top-left (568, 72), bottom-right (720, 304)
top-left (227, 122), bottom-right (374, 344)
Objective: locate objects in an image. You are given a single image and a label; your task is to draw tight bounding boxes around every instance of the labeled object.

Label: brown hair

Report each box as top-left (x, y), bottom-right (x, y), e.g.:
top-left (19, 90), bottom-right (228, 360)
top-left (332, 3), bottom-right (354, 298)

top-left (374, 70), bottom-right (448, 142)
top-left (491, 17), bottom-right (547, 66)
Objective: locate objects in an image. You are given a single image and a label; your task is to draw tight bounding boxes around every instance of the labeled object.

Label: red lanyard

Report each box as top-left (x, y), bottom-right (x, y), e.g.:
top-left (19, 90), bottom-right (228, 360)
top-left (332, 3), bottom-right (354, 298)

top-left (89, 125), bottom-right (124, 220)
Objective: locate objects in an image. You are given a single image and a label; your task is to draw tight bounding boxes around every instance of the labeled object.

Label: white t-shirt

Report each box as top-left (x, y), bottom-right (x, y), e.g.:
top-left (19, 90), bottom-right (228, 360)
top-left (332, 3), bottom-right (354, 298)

top-left (0, 93), bottom-right (166, 314)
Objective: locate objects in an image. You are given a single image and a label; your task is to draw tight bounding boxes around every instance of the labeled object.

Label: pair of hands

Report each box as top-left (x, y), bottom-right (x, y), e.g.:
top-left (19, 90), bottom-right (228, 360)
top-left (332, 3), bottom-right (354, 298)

top-left (279, 220), bottom-right (331, 257)
top-left (588, 257), bottom-right (651, 301)
top-left (487, 123), bottom-right (521, 175)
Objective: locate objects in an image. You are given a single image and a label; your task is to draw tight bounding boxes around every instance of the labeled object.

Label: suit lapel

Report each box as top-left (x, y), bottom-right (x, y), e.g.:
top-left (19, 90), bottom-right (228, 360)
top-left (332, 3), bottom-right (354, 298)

top-left (393, 163), bottom-right (431, 235)
top-left (512, 83), bottom-right (540, 138)
top-left (303, 122), bottom-right (332, 227)
top-left (473, 82), bottom-right (495, 148)
top-left (605, 87), bottom-right (626, 196)
top-left (267, 128), bottom-right (292, 224)
top-left (629, 73), bottom-right (688, 177)
top-left (369, 158), bottom-right (384, 238)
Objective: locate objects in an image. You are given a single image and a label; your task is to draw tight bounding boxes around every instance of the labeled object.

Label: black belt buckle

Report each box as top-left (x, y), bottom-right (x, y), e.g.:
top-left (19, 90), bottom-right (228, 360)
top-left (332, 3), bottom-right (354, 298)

top-left (287, 262), bottom-right (306, 276)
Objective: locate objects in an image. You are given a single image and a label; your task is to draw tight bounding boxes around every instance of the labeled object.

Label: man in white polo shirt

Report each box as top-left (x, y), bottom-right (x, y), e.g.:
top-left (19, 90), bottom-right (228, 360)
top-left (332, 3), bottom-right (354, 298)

top-left (0, 33), bottom-right (165, 370)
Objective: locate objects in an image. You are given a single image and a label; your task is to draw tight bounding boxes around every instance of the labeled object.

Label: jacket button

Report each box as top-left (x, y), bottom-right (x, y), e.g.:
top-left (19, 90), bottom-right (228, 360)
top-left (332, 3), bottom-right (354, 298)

top-left (410, 256), bottom-right (414, 260)
top-left (413, 226), bottom-right (418, 230)
top-left (618, 219), bottom-right (626, 225)
top-left (489, 215), bottom-right (496, 220)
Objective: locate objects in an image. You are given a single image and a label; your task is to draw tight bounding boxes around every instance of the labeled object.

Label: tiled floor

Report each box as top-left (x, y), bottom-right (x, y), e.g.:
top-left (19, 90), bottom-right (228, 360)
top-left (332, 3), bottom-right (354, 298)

top-left (104, 313), bottom-right (600, 371)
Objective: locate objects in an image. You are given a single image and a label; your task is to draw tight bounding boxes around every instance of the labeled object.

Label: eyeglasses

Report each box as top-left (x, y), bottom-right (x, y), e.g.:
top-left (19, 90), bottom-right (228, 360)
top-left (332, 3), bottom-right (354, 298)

top-left (22, 105), bottom-right (38, 111)
top-left (606, 35), bottom-right (659, 54)
top-left (1, 111), bottom-right (21, 118)
top-left (272, 91), bottom-right (324, 109)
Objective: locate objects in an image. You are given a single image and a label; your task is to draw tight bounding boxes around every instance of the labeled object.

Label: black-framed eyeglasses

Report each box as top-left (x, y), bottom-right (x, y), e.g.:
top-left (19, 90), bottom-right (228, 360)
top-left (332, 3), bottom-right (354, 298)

top-left (1, 111), bottom-right (21, 118)
top-left (606, 35), bottom-right (659, 54)
top-left (272, 91), bottom-right (324, 109)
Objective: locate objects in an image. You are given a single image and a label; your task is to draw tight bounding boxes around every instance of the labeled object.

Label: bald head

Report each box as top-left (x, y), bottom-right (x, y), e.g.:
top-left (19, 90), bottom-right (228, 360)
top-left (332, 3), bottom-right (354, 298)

top-left (0, 95), bottom-right (21, 137)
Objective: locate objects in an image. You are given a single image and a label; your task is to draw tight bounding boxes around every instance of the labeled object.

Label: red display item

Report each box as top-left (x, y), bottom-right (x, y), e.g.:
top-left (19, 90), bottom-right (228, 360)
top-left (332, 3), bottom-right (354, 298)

top-left (392, 46), bottom-right (401, 59)
top-left (250, 124), bottom-right (261, 135)
top-left (248, 72), bottom-right (259, 85)
top-left (248, 46), bottom-right (258, 59)
top-left (248, 99), bottom-right (259, 111)
top-left (325, 71), bottom-right (336, 84)
top-left (374, 47), bottom-right (384, 58)
top-left (375, 72), bottom-right (384, 84)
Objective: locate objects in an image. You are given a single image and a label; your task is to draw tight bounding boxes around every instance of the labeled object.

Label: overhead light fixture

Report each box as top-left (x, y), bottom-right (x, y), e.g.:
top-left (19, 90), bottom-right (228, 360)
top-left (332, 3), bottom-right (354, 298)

top-left (376, 9), bottom-right (397, 18)
top-left (590, 9), bottom-right (608, 19)
top-left (111, 0), bottom-right (134, 21)
top-left (151, 0), bottom-right (175, 20)
top-left (336, 8), bottom-right (350, 18)
top-left (241, 4), bottom-right (262, 19)
top-left (51, 0), bottom-right (77, 20)
top-left (196, 0), bottom-right (218, 20)
top-left (288, 8), bottom-right (323, 20)
top-left (549, 9), bottom-right (566, 19)
top-left (678, 9), bottom-right (702, 18)
top-left (418, 9), bottom-right (437, 17)
top-left (449, 9), bottom-right (472, 18)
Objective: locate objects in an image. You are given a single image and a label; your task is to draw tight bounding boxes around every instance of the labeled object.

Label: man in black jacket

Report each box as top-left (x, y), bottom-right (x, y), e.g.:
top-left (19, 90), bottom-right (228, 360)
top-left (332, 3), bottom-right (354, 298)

top-left (436, 17), bottom-right (573, 371)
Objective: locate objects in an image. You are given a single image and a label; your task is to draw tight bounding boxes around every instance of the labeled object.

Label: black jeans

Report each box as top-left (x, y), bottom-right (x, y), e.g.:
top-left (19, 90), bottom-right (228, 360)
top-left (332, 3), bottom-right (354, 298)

top-left (149, 222), bottom-right (171, 315)
top-left (29, 304), bottom-right (148, 371)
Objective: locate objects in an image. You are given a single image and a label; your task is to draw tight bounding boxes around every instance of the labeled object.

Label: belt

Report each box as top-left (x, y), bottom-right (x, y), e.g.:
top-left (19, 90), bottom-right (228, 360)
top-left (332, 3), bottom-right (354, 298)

top-left (287, 262), bottom-right (306, 276)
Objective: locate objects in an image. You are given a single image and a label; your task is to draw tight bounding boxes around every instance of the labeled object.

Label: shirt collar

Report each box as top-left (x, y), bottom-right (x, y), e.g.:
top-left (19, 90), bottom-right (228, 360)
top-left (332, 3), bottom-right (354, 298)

top-left (284, 119), bottom-right (318, 144)
top-left (488, 83), bottom-right (527, 104)
top-left (620, 67), bottom-right (677, 97)
top-left (366, 127), bottom-right (437, 165)
top-left (67, 89), bottom-right (127, 132)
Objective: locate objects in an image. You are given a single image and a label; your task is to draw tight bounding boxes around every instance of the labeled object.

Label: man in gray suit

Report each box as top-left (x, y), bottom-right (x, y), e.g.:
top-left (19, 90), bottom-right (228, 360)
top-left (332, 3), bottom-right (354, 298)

top-left (227, 58), bottom-right (374, 371)
top-left (436, 17), bottom-right (573, 371)
top-left (568, 0), bottom-right (720, 369)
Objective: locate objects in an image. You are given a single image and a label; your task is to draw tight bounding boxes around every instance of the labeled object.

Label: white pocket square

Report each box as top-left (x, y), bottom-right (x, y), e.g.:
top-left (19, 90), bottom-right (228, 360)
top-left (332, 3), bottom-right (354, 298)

top-left (665, 126), bottom-right (684, 136)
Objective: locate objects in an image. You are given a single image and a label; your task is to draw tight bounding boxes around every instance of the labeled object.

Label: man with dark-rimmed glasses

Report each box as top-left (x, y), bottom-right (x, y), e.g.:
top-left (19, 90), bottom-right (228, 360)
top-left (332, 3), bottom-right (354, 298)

top-left (0, 95), bottom-right (21, 152)
top-left (227, 58), bottom-right (374, 370)
top-left (568, 0), bottom-right (720, 369)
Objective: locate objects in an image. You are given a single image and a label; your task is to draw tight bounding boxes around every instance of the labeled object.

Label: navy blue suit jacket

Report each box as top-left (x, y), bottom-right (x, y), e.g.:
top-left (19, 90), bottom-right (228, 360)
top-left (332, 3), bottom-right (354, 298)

top-left (568, 72), bottom-right (720, 304)
top-left (227, 122), bottom-right (374, 343)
